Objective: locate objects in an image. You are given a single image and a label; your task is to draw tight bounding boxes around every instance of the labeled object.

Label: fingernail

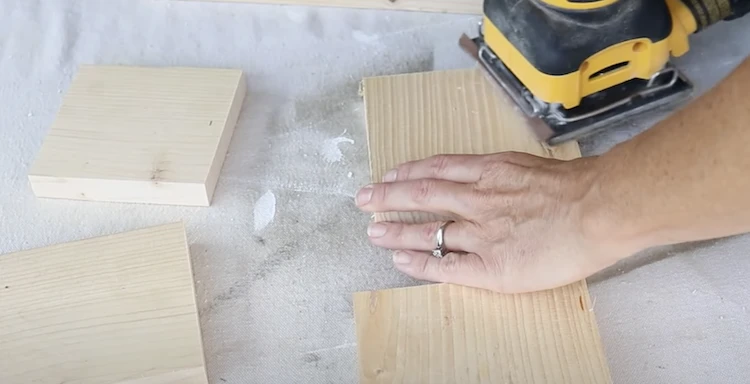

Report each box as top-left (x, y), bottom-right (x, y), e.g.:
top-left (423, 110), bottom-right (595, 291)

top-left (392, 251), bottom-right (412, 264)
top-left (382, 169), bottom-right (398, 182)
top-left (367, 223), bottom-right (387, 237)
top-left (356, 185), bottom-right (373, 206)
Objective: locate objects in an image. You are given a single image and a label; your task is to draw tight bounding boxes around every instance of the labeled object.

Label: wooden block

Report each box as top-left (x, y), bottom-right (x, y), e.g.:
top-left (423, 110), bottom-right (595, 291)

top-left (354, 283), bottom-right (611, 384)
top-left (0, 222), bottom-right (207, 384)
top-left (28, 65), bottom-right (247, 206)
top-left (179, 0), bottom-right (482, 14)
top-left (355, 68), bottom-right (612, 383)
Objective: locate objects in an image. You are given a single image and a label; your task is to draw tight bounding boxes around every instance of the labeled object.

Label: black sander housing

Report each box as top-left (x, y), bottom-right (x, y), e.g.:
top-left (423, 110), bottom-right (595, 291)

top-left (460, 0), bottom-right (750, 144)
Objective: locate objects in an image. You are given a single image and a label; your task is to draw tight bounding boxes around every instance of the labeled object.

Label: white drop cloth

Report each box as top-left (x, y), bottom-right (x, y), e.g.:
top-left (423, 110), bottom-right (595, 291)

top-left (1, 1), bottom-right (749, 383)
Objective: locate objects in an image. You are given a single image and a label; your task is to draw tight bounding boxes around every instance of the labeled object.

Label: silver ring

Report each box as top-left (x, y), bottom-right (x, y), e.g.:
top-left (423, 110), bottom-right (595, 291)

top-left (432, 221), bottom-right (454, 258)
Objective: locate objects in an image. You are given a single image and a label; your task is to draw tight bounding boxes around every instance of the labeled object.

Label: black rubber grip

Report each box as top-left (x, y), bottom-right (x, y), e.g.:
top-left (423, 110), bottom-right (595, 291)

top-left (684, 0), bottom-right (750, 30)
top-left (484, 0), bottom-right (673, 75)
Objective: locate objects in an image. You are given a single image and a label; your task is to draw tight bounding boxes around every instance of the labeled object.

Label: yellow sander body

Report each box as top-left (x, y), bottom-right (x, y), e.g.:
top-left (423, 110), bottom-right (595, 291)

top-left (460, 0), bottom-right (750, 144)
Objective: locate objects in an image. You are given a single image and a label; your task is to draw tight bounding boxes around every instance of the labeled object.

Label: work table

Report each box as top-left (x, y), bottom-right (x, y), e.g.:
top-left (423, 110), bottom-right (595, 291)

top-left (1, 1), bottom-right (749, 382)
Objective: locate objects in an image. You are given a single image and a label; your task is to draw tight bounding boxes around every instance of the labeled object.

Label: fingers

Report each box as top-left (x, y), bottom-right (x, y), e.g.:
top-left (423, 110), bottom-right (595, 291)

top-left (356, 178), bottom-right (476, 217)
top-left (381, 152), bottom-right (552, 184)
top-left (391, 250), bottom-right (491, 289)
top-left (383, 154), bottom-right (487, 183)
top-left (367, 220), bottom-right (479, 253)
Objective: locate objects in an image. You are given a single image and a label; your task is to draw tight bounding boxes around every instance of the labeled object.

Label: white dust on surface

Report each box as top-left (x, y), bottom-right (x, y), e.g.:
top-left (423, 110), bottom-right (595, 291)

top-left (285, 8), bottom-right (307, 23)
top-left (352, 30), bottom-right (380, 44)
top-left (254, 190), bottom-right (276, 232)
top-left (320, 131), bottom-right (354, 163)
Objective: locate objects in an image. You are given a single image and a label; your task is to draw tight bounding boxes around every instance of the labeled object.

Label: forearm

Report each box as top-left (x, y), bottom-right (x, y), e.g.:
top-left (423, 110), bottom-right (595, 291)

top-left (592, 56), bottom-right (750, 254)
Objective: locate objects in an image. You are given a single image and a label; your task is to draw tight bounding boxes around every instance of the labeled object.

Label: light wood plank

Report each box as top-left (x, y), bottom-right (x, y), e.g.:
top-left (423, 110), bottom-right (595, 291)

top-left (354, 68), bottom-right (611, 383)
top-left (364, 68), bottom-right (580, 223)
top-left (0, 222), bottom-right (207, 384)
top-left (180, 0), bottom-right (482, 14)
top-left (28, 65), bottom-right (247, 206)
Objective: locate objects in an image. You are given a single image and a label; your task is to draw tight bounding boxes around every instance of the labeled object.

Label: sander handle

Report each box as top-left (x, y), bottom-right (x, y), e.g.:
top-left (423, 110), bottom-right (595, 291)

top-left (682, 0), bottom-right (750, 31)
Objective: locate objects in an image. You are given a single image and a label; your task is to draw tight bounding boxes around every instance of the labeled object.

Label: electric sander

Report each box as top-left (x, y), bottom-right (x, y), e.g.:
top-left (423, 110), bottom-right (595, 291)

top-left (460, 0), bottom-right (750, 145)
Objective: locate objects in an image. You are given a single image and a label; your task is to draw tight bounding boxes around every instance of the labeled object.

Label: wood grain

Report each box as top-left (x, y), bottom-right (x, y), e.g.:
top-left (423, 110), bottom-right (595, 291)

top-left (363, 68), bottom-right (580, 223)
top-left (28, 65), bottom-right (246, 206)
top-left (0, 222), bottom-right (207, 384)
top-left (354, 68), bottom-right (611, 383)
top-left (180, 0), bottom-right (482, 14)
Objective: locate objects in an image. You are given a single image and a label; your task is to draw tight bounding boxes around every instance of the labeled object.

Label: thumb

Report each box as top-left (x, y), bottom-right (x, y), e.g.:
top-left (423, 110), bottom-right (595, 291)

top-left (391, 250), bottom-right (489, 288)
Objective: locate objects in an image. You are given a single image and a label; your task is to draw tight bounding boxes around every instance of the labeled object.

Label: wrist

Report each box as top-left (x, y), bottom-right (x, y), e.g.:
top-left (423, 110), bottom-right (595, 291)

top-left (576, 154), bottom-right (653, 263)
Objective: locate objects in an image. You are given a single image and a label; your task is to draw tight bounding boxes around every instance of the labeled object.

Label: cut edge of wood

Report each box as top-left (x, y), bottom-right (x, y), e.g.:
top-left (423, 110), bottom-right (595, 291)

top-left (352, 280), bottom-right (597, 300)
top-left (360, 79), bottom-right (377, 199)
top-left (28, 175), bottom-right (211, 206)
top-left (175, 221), bottom-right (211, 384)
top-left (361, 67), bottom-right (477, 82)
top-left (204, 70), bottom-right (247, 204)
top-left (0, 221), bottom-right (186, 256)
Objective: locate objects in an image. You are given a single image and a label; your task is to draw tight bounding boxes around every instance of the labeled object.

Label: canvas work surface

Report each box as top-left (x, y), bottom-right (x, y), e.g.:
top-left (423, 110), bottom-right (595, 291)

top-left (28, 65), bottom-right (246, 206)
top-left (180, 0), bottom-right (482, 14)
top-left (4, 3), bottom-right (750, 383)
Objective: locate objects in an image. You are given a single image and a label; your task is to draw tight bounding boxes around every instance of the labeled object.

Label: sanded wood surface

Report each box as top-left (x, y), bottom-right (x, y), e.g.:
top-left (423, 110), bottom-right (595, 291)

top-left (355, 68), bottom-right (611, 383)
top-left (181, 0), bottom-right (482, 14)
top-left (364, 68), bottom-right (581, 223)
top-left (29, 65), bottom-right (246, 206)
top-left (0, 222), bottom-right (207, 384)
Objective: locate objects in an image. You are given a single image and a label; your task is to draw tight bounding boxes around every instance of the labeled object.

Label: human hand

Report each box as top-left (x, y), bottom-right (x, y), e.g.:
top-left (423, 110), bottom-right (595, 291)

top-left (355, 152), bottom-right (634, 294)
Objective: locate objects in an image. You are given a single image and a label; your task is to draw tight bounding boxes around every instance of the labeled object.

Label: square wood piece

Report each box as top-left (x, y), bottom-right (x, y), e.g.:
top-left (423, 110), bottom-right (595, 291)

top-left (28, 65), bottom-right (246, 206)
